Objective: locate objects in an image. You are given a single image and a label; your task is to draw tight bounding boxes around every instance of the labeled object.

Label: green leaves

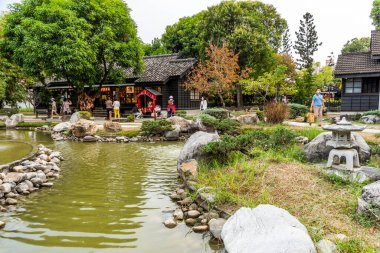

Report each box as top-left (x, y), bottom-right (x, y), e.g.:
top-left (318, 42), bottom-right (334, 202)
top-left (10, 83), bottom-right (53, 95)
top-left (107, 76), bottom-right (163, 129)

top-left (371, 0), bottom-right (380, 28)
top-left (341, 37), bottom-right (371, 54)
top-left (1, 0), bottom-right (144, 92)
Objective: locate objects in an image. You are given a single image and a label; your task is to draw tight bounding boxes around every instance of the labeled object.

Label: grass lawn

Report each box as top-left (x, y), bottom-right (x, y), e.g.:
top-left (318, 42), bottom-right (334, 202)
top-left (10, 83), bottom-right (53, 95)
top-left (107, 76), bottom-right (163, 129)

top-left (95, 129), bottom-right (140, 138)
top-left (196, 125), bottom-right (380, 252)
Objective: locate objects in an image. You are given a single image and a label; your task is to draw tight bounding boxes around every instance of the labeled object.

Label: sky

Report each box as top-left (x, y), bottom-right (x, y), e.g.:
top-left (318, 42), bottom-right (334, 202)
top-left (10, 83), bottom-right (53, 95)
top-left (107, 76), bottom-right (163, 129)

top-left (0, 0), bottom-right (374, 65)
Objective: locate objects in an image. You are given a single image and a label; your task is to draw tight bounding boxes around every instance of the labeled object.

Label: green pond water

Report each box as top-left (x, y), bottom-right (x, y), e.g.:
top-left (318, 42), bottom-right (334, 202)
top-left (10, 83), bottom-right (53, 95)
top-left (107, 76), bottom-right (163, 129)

top-left (0, 130), bottom-right (223, 253)
top-left (0, 140), bottom-right (33, 165)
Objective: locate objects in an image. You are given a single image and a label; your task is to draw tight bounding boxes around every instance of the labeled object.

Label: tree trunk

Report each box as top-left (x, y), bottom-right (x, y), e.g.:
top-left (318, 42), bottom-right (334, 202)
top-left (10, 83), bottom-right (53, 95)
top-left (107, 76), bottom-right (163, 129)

top-left (218, 93), bottom-right (226, 108)
top-left (236, 84), bottom-right (243, 108)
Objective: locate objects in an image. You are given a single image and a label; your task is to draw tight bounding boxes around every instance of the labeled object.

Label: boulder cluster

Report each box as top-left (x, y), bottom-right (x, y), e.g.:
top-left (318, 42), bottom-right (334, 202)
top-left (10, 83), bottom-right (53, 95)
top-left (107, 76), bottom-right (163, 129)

top-left (164, 131), bottom-right (227, 239)
top-left (0, 145), bottom-right (63, 219)
top-left (2, 114), bottom-right (24, 128)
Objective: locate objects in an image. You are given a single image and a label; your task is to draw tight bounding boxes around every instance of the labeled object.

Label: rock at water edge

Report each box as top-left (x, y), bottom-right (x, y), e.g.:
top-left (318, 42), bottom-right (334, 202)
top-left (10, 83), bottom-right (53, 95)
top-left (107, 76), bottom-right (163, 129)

top-left (221, 205), bottom-right (316, 253)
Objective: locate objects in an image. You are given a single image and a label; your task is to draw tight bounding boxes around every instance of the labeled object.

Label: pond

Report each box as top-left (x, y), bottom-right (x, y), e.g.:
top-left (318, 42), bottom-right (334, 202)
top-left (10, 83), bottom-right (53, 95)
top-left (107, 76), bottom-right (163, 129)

top-left (0, 140), bottom-right (33, 165)
top-left (0, 130), bottom-right (223, 253)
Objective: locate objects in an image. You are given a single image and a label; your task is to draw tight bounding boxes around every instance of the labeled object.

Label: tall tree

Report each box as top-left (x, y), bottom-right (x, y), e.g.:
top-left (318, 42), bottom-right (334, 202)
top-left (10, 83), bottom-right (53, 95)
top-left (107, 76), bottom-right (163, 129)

top-left (162, 0), bottom-right (287, 76)
top-left (371, 0), bottom-right (380, 28)
top-left (1, 0), bottom-right (144, 95)
top-left (341, 37), bottom-right (371, 54)
top-left (280, 28), bottom-right (293, 55)
top-left (294, 12), bottom-right (322, 69)
top-left (143, 38), bottom-right (171, 56)
top-left (184, 44), bottom-right (251, 107)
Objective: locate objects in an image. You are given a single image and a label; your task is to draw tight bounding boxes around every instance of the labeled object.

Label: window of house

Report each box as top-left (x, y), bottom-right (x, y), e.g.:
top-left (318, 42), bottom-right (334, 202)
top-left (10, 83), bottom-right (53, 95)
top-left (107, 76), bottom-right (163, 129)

top-left (362, 78), bottom-right (379, 93)
top-left (190, 90), bottom-right (200, 100)
top-left (345, 78), bottom-right (362, 93)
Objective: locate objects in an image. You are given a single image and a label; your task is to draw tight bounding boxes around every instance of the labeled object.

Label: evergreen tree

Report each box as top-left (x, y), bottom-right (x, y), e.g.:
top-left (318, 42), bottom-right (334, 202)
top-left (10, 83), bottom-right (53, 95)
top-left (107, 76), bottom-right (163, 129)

top-left (280, 28), bottom-right (292, 55)
top-left (294, 12), bottom-right (322, 69)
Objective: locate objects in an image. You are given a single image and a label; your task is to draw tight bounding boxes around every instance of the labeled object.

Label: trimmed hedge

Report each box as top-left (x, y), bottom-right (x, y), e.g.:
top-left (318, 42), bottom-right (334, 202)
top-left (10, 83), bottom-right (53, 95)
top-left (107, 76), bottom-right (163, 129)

top-left (362, 110), bottom-right (380, 116)
top-left (141, 120), bottom-right (173, 136)
top-left (288, 103), bottom-right (308, 119)
top-left (202, 108), bottom-right (229, 120)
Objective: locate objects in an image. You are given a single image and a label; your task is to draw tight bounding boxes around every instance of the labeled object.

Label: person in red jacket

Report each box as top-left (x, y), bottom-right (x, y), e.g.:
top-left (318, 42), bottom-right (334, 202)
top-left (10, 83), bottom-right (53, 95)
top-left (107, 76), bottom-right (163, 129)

top-left (167, 97), bottom-right (176, 118)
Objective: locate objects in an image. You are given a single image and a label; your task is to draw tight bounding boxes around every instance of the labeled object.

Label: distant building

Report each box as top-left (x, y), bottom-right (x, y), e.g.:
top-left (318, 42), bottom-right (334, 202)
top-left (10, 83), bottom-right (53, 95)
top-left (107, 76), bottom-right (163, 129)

top-left (335, 30), bottom-right (380, 111)
top-left (38, 54), bottom-right (199, 116)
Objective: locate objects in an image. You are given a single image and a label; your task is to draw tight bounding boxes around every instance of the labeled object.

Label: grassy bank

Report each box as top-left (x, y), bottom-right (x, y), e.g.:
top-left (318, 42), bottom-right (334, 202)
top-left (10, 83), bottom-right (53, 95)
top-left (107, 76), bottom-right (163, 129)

top-left (196, 125), bottom-right (380, 252)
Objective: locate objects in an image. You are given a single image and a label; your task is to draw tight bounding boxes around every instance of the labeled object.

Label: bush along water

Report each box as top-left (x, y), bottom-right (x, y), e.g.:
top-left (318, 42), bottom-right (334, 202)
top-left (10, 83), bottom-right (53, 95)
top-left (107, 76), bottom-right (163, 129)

top-left (140, 120), bottom-right (173, 136)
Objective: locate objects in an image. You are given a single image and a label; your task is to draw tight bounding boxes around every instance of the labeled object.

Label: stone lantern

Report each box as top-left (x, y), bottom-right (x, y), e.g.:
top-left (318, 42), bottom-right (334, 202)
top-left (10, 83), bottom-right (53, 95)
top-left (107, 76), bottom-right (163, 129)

top-left (323, 117), bottom-right (366, 170)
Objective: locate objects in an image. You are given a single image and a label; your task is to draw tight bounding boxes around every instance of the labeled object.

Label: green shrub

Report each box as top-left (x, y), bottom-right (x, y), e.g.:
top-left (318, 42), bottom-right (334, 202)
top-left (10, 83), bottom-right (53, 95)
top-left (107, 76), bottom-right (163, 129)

top-left (78, 111), bottom-right (92, 120)
top-left (0, 108), bottom-right (19, 116)
top-left (16, 122), bottom-right (57, 127)
top-left (141, 120), bottom-right (173, 136)
top-left (288, 103), bottom-right (308, 119)
top-left (176, 110), bottom-right (187, 117)
top-left (268, 126), bottom-right (296, 146)
top-left (256, 110), bottom-right (264, 121)
top-left (264, 103), bottom-right (288, 124)
top-left (217, 118), bottom-right (241, 135)
top-left (126, 115), bottom-right (135, 122)
top-left (202, 108), bottom-right (229, 120)
top-left (120, 130), bottom-right (140, 138)
top-left (362, 110), bottom-right (380, 116)
top-left (19, 108), bottom-right (34, 113)
top-left (197, 113), bottom-right (219, 128)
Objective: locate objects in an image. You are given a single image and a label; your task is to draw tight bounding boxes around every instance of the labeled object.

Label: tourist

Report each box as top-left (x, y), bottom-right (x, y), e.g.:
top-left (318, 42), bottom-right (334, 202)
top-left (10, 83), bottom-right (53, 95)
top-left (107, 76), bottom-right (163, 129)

top-left (154, 104), bottom-right (162, 119)
top-left (132, 104), bottom-right (139, 118)
top-left (310, 88), bottom-right (324, 127)
top-left (62, 98), bottom-right (72, 115)
top-left (167, 99), bottom-right (176, 118)
top-left (105, 97), bottom-right (113, 120)
top-left (113, 98), bottom-right (121, 119)
top-left (282, 95), bottom-right (288, 104)
top-left (51, 98), bottom-right (58, 118)
top-left (200, 97), bottom-right (207, 110)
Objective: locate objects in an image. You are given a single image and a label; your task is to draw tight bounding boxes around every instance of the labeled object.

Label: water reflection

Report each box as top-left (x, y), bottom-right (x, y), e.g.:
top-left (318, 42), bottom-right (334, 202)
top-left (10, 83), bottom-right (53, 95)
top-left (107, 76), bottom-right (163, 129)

top-left (0, 130), bottom-right (223, 253)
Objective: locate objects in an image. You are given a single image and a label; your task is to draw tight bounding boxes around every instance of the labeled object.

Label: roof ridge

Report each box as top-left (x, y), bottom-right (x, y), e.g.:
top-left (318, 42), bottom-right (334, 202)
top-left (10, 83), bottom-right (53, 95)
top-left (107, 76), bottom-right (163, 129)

top-left (169, 58), bottom-right (196, 63)
top-left (339, 51), bottom-right (371, 56)
top-left (143, 53), bottom-right (179, 59)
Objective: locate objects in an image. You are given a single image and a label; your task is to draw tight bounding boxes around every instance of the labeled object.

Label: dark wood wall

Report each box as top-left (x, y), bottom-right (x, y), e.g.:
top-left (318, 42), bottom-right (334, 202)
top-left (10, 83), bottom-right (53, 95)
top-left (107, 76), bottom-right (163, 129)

top-left (341, 77), bottom-right (379, 111)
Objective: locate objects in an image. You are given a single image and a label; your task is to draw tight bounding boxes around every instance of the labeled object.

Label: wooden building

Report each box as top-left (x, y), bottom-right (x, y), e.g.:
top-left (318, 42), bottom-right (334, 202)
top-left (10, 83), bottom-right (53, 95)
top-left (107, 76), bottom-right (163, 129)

top-left (335, 30), bottom-right (380, 111)
top-left (43, 54), bottom-right (199, 115)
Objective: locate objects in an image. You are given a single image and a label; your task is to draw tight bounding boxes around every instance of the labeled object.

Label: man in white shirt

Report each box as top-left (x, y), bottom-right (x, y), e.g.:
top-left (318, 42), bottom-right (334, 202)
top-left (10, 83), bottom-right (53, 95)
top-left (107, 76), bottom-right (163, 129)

top-left (113, 99), bottom-right (121, 119)
top-left (200, 97), bottom-right (207, 111)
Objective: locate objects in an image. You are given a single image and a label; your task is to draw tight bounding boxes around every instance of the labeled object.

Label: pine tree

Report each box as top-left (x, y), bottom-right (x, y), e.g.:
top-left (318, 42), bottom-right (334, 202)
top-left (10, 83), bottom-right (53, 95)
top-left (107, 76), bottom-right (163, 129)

top-left (280, 28), bottom-right (292, 56)
top-left (294, 12), bottom-right (322, 69)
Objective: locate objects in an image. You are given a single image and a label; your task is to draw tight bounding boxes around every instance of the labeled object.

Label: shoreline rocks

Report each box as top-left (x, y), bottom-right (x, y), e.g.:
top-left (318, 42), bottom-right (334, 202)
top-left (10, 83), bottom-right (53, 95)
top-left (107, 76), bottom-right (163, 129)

top-left (0, 144), bottom-right (64, 219)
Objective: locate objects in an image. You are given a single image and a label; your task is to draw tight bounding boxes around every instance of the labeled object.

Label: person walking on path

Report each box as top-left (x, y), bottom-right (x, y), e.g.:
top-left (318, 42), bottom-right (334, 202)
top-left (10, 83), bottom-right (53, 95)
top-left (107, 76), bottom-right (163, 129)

top-left (200, 97), bottom-right (207, 111)
top-left (51, 98), bottom-right (58, 118)
top-left (62, 98), bottom-right (72, 115)
top-left (105, 97), bottom-right (113, 120)
top-left (113, 98), bottom-right (121, 119)
top-left (310, 88), bottom-right (324, 126)
top-left (167, 97), bottom-right (176, 118)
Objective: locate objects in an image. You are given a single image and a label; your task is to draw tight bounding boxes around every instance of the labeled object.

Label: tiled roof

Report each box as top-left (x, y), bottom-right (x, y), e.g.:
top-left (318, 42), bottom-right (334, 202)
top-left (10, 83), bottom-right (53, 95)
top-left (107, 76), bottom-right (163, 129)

top-left (335, 52), bottom-right (380, 76)
top-left (371, 30), bottom-right (380, 57)
top-left (125, 54), bottom-right (196, 83)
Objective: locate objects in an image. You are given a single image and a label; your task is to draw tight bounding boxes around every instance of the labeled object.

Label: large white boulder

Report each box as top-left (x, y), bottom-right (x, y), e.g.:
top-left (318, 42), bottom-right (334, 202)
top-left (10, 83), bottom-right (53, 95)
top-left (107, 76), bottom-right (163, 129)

top-left (53, 122), bottom-right (72, 132)
top-left (167, 116), bottom-right (192, 132)
top-left (221, 205), bottom-right (316, 253)
top-left (236, 114), bottom-right (259, 125)
top-left (71, 119), bottom-right (98, 138)
top-left (361, 115), bottom-right (380, 124)
top-left (178, 131), bottom-right (219, 165)
top-left (5, 114), bottom-right (24, 128)
top-left (164, 124), bottom-right (180, 141)
top-left (302, 132), bottom-right (370, 162)
top-left (70, 112), bottom-right (81, 123)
